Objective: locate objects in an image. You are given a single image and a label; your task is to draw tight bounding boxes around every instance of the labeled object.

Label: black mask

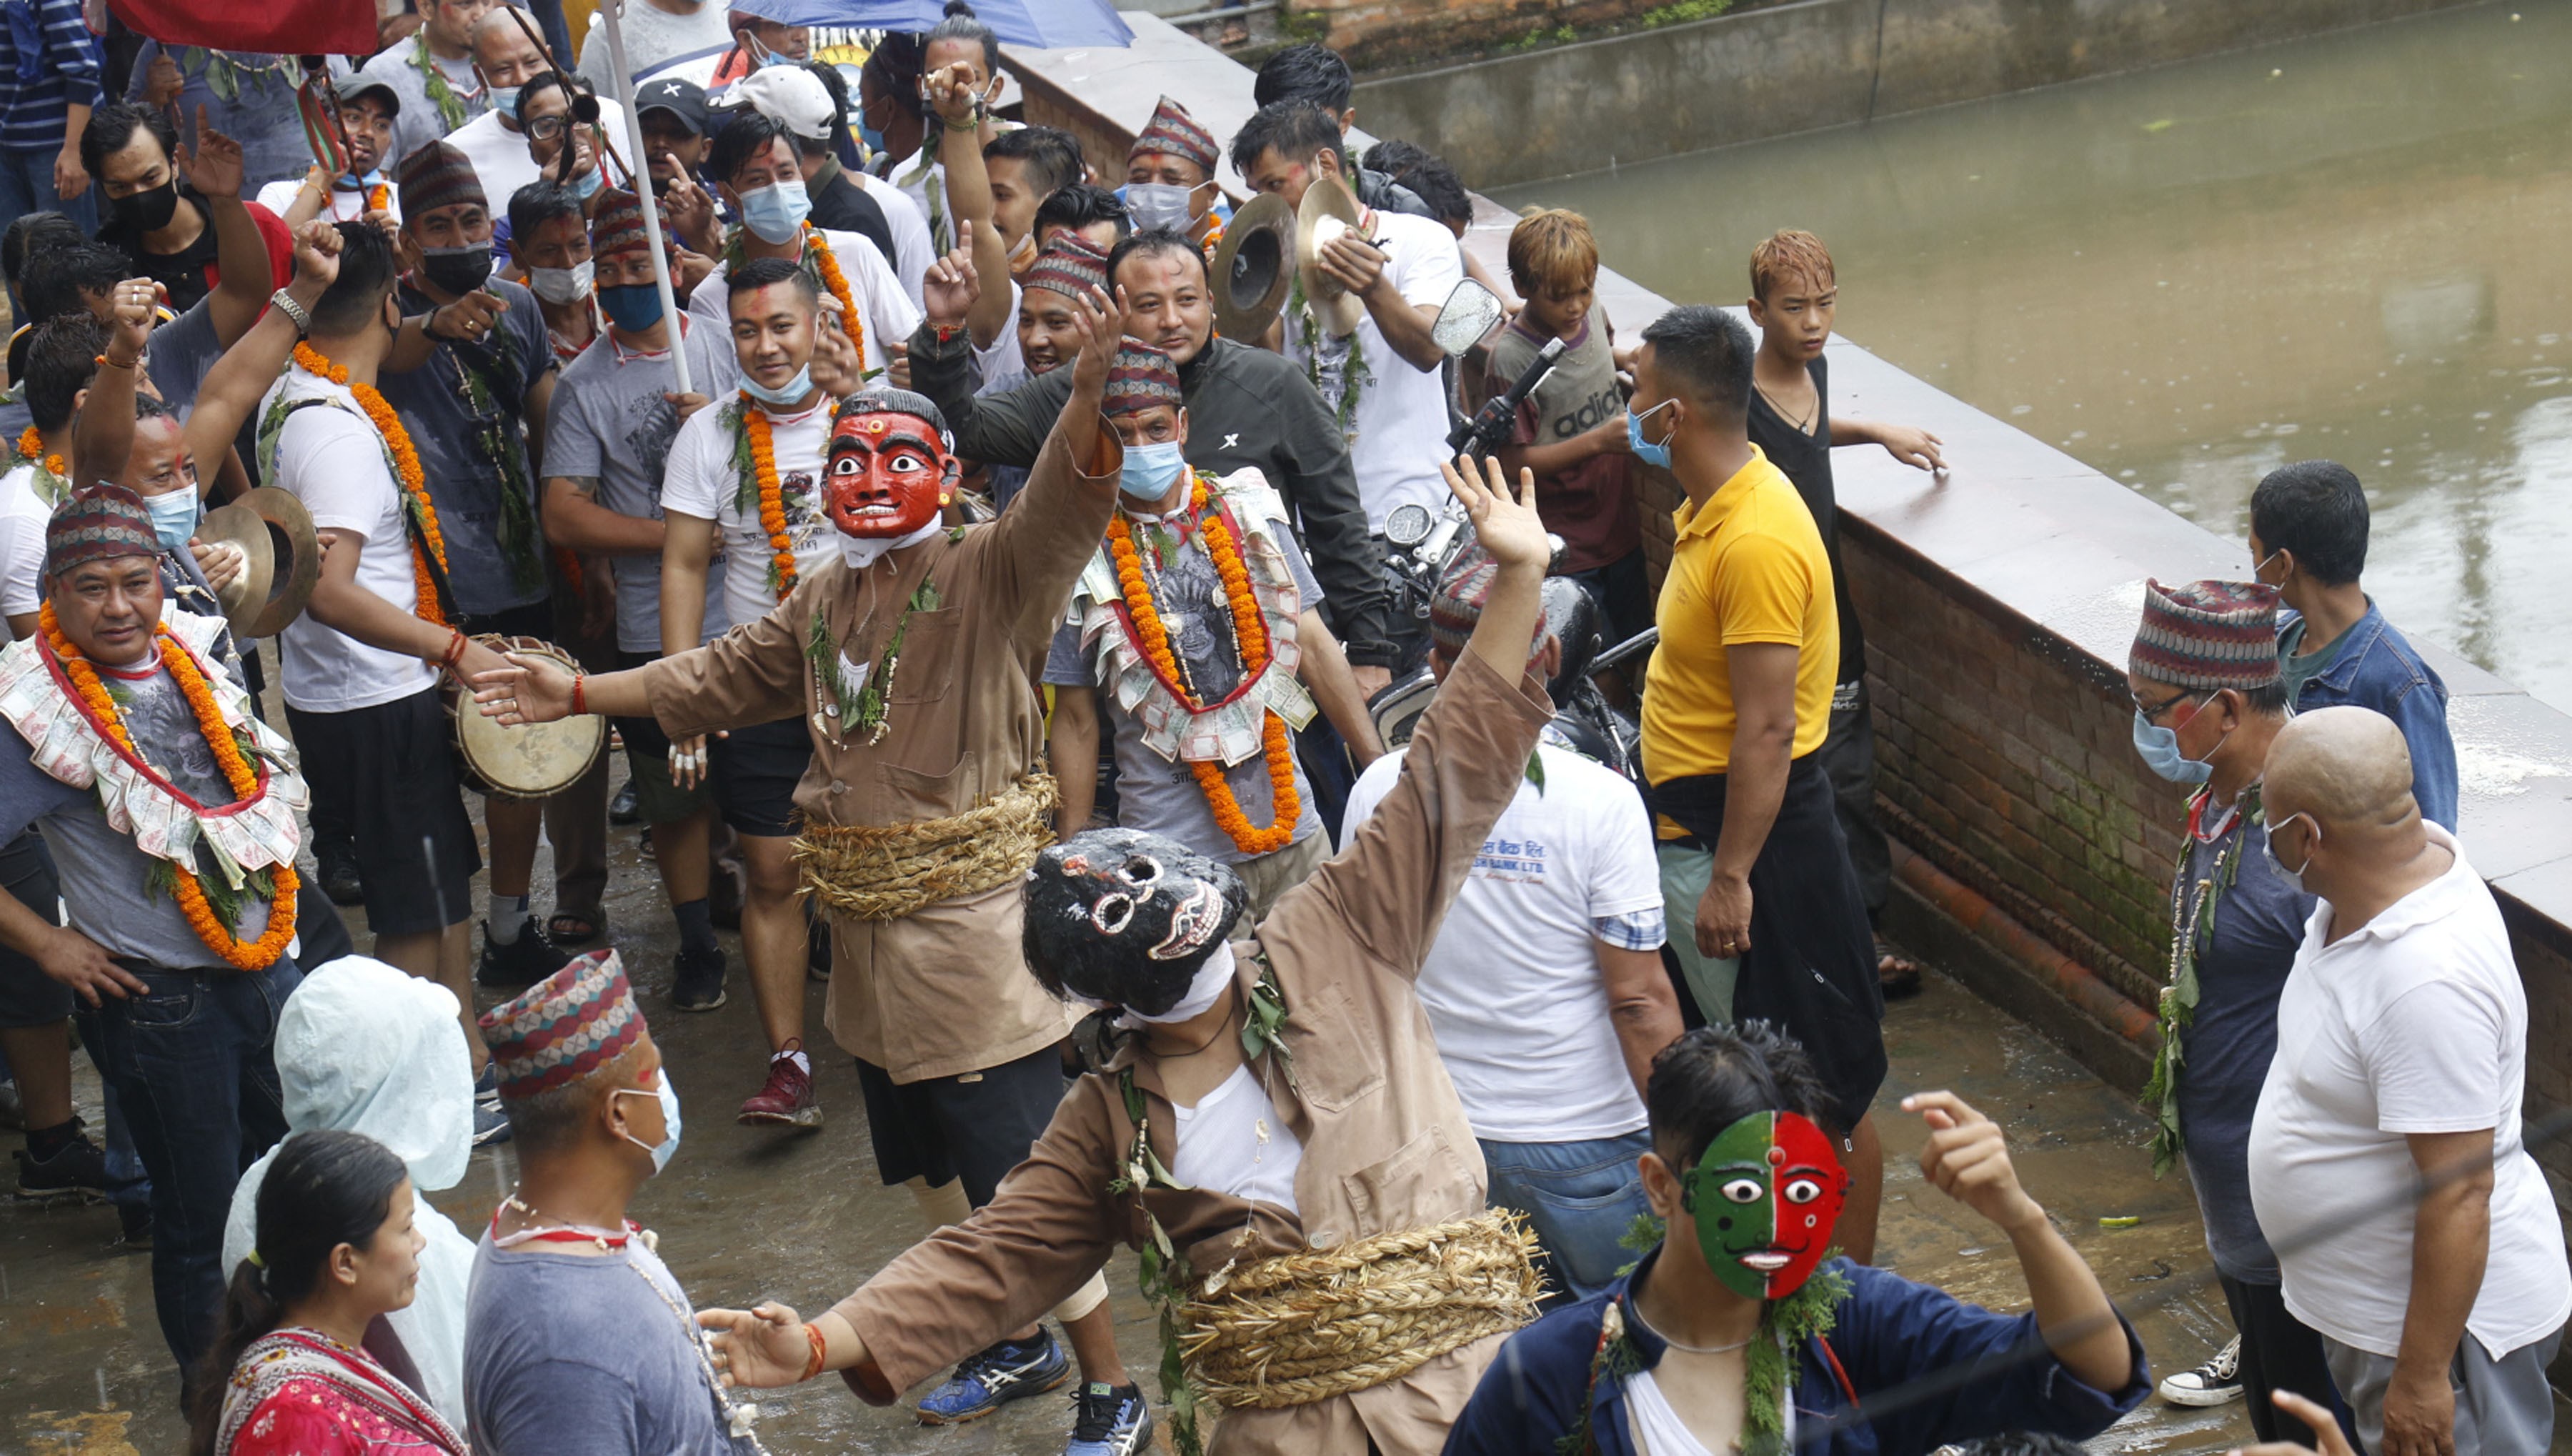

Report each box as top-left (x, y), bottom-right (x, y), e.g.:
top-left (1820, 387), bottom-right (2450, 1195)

top-left (111, 177), bottom-right (180, 234)
top-left (419, 244), bottom-right (494, 297)
top-left (1023, 828), bottom-right (1247, 1016)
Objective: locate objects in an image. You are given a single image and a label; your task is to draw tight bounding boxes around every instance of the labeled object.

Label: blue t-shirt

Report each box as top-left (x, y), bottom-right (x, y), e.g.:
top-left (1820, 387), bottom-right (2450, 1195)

top-left (379, 276), bottom-right (556, 617)
top-left (464, 1234), bottom-right (751, 1456)
top-left (2173, 793), bottom-right (2313, 1286)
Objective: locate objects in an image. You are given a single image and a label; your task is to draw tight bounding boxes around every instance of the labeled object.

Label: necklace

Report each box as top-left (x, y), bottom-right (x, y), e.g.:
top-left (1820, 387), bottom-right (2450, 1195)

top-left (40, 603), bottom-right (299, 969)
top-left (2141, 783), bottom-right (2261, 1177)
top-left (291, 343), bottom-right (452, 626)
top-left (1147, 994), bottom-right (1240, 1060)
top-left (736, 399), bottom-right (804, 599)
top-left (1754, 380), bottom-right (1816, 434)
top-left (1626, 1295), bottom-right (1754, 1355)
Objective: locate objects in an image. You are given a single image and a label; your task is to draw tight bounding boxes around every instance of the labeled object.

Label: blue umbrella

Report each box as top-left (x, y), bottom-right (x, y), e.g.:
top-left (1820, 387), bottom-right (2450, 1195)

top-left (727, 0), bottom-right (1133, 48)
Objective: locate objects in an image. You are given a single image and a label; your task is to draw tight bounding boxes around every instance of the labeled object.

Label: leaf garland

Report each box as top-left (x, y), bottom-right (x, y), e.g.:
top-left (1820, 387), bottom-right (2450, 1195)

top-left (2143, 784), bottom-right (2259, 1178)
top-left (1289, 276), bottom-right (1371, 438)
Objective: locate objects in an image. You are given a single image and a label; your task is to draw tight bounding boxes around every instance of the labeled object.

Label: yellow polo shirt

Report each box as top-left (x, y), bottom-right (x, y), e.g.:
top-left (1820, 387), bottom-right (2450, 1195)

top-left (1642, 447), bottom-right (1839, 782)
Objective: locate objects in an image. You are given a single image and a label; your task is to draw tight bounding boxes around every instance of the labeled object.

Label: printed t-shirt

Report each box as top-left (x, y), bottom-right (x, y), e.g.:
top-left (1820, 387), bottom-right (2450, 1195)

top-left (0, 462), bottom-right (64, 617)
top-left (1641, 446), bottom-right (1837, 781)
top-left (1343, 742), bottom-right (1661, 1143)
top-left (1282, 209), bottom-right (1465, 532)
top-left (544, 323), bottom-right (736, 654)
top-left (1488, 305), bottom-right (1638, 573)
top-left (379, 276), bottom-right (556, 617)
top-left (659, 393), bottom-right (834, 638)
top-left (685, 227), bottom-right (922, 379)
top-left (261, 370), bottom-right (440, 714)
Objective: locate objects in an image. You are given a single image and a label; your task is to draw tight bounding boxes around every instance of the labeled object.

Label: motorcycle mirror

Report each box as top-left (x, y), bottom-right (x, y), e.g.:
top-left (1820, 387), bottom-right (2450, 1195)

top-left (1429, 279), bottom-right (1504, 357)
top-left (1385, 502), bottom-right (1435, 549)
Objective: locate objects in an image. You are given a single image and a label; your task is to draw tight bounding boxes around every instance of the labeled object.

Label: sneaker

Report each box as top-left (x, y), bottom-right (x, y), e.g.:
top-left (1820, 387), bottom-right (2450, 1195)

top-left (472, 1100), bottom-right (514, 1147)
top-left (477, 919), bottom-right (567, 989)
top-left (737, 1044), bottom-right (822, 1128)
top-left (2157, 1335), bottom-right (2243, 1406)
top-left (672, 945), bottom-right (729, 1012)
top-left (14, 1125), bottom-right (117, 1200)
top-left (317, 839), bottom-right (364, 906)
top-left (610, 778), bottom-right (642, 826)
top-left (1065, 1380), bottom-right (1154, 1456)
top-left (917, 1329), bottom-right (1071, 1424)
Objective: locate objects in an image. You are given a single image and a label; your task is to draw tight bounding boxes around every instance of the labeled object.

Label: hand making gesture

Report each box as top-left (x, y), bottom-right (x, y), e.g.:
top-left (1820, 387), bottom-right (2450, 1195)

top-left (924, 59), bottom-right (981, 132)
top-left (1067, 281), bottom-right (1132, 396)
top-left (176, 105), bottom-right (246, 201)
top-left (921, 219), bottom-right (982, 331)
top-left (1437, 454), bottom-right (1550, 577)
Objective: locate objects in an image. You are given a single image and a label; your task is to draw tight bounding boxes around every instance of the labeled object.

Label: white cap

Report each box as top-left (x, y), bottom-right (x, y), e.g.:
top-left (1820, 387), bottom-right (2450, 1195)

top-left (729, 65), bottom-right (837, 143)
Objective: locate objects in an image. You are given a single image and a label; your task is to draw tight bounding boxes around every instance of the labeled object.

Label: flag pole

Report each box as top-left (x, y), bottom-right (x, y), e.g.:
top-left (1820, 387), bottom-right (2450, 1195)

top-left (592, 1), bottom-right (691, 395)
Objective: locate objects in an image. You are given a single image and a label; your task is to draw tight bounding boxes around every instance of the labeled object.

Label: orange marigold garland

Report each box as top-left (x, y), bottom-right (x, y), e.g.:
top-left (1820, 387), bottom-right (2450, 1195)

top-left (293, 342), bottom-right (451, 627)
top-left (742, 402), bottom-right (799, 599)
top-left (14, 425), bottom-right (65, 487)
top-left (1105, 475), bottom-right (1299, 856)
top-left (804, 224), bottom-right (864, 374)
top-left (39, 603), bottom-right (299, 969)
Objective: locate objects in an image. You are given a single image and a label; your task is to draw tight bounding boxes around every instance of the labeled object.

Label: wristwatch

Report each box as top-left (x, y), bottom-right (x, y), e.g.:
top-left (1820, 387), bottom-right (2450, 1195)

top-left (268, 289), bottom-right (311, 338)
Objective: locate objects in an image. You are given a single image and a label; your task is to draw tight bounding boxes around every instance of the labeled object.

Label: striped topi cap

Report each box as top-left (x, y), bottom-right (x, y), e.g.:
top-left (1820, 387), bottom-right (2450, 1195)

top-left (2129, 578), bottom-right (2282, 691)
top-left (1102, 341), bottom-right (1184, 417)
top-left (1023, 231), bottom-right (1110, 304)
top-left (591, 189), bottom-right (677, 259)
top-left (479, 949), bottom-right (647, 1100)
top-left (1130, 96), bottom-right (1219, 174)
top-left (44, 483), bottom-right (157, 577)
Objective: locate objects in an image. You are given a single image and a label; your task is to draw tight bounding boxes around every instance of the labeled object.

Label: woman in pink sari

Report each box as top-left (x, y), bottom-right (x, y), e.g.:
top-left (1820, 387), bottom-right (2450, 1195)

top-left (191, 1130), bottom-right (468, 1456)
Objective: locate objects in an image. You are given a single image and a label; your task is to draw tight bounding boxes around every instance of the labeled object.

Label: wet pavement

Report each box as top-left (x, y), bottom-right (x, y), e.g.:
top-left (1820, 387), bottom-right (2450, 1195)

top-left (1, 799), bottom-right (2265, 1455)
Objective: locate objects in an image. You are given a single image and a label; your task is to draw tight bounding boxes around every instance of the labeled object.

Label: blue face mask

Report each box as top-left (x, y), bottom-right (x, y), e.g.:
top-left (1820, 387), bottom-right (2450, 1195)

top-left (1628, 397), bottom-right (1677, 469)
top-left (740, 364), bottom-right (814, 407)
top-left (614, 1075), bottom-right (682, 1175)
top-left (736, 179), bottom-right (811, 245)
top-left (489, 85), bottom-right (522, 121)
top-left (569, 164), bottom-right (604, 201)
top-left (1118, 439), bottom-right (1187, 503)
top-left (598, 281), bottom-right (665, 333)
top-left (858, 119), bottom-right (887, 159)
top-left (2133, 706), bottom-right (2220, 785)
top-left (147, 490), bottom-right (199, 552)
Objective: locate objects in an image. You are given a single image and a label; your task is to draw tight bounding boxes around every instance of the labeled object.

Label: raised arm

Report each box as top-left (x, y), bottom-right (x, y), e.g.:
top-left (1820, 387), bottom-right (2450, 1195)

top-left (904, 258), bottom-right (1072, 470)
top-left (176, 108), bottom-right (279, 349)
top-left (983, 284), bottom-right (1125, 641)
top-left (184, 221), bottom-right (339, 469)
top-left (925, 64), bottom-right (1012, 351)
top-left (71, 281), bottom-right (154, 486)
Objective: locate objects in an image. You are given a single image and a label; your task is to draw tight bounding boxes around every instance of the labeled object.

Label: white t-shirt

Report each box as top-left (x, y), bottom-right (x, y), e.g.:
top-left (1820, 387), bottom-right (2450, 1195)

top-left (0, 463), bottom-right (61, 618)
top-left (974, 279), bottom-right (1025, 397)
top-left (1343, 742), bottom-right (1663, 1143)
top-left (2248, 824), bottom-right (2572, 1360)
top-left (261, 372), bottom-right (439, 714)
top-left (574, 0), bottom-right (730, 88)
top-left (254, 176), bottom-right (404, 226)
top-left (856, 171), bottom-right (933, 310)
top-left (1285, 209), bottom-right (1465, 533)
top-left (444, 99), bottom-right (630, 216)
top-left (1170, 1062), bottom-right (1304, 1216)
top-left (659, 394), bottom-right (835, 637)
top-left (685, 227), bottom-right (922, 379)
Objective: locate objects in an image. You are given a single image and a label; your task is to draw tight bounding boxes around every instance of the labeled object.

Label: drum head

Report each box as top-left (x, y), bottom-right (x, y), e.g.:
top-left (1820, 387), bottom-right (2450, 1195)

top-left (452, 638), bottom-right (604, 798)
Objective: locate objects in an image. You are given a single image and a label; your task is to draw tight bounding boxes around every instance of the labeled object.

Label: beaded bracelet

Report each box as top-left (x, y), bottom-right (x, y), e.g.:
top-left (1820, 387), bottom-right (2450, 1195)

top-left (800, 1322), bottom-right (827, 1382)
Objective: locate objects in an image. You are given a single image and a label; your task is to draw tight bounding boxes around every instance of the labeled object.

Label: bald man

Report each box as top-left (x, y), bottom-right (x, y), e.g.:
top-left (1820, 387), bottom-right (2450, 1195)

top-left (2248, 707), bottom-right (2569, 1456)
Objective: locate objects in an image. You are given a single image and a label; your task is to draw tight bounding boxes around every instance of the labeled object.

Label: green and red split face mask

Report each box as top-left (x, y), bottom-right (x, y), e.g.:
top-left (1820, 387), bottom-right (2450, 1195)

top-left (1680, 1110), bottom-right (1850, 1301)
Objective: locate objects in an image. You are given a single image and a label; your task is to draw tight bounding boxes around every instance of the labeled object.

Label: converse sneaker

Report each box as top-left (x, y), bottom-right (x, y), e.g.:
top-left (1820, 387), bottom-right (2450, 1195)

top-left (1065, 1380), bottom-right (1154, 1456)
top-left (672, 944), bottom-right (729, 1012)
top-left (916, 1327), bottom-right (1071, 1423)
top-left (737, 1044), bottom-right (821, 1128)
top-left (2157, 1334), bottom-right (2243, 1406)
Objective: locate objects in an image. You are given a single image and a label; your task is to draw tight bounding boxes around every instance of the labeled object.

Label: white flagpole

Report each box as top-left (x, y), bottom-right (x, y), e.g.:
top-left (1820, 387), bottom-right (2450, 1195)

top-left (592, 0), bottom-right (692, 395)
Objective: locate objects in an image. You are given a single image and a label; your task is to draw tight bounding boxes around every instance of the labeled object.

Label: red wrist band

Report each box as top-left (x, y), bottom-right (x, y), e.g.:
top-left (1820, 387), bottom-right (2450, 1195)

top-left (800, 1322), bottom-right (827, 1382)
top-left (441, 629), bottom-right (467, 672)
top-left (571, 674), bottom-right (587, 717)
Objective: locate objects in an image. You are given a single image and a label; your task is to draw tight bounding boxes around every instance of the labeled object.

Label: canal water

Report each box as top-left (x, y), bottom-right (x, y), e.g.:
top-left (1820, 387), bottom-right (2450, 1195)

top-left (1494, 0), bottom-right (2572, 712)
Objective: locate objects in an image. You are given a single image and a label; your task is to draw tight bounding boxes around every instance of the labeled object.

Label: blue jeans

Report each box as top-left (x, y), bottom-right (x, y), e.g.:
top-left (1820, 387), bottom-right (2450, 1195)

top-left (1480, 1130), bottom-right (1654, 1303)
top-left (76, 958), bottom-right (299, 1384)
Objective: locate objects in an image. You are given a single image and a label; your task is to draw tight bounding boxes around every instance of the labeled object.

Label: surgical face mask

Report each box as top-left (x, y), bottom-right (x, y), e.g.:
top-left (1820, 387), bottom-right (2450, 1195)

top-left (1117, 438), bottom-right (1186, 503)
top-left (736, 179), bottom-right (812, 245)
top-left (112, 176), bottom-right (181, 234)
top-left (598, 281), bottom-right (664, 333)
top-left (1077, 944), bottom-right (1239, 1027)
top-left (2263, 812), bottom-right (2318, 894)
top-left (488, 85), bottom-right (523, 122)
top-left (527, 258), bottom-right (596, 305)
top-left (1628, 397), bottom-right (1677, 469)
top-left (1127, 182), bottom-right (1196, 234)
top-left (739, 364), bottom-right (814, 407)
top-left (569, 163), bottom-right (605, 202)
top-left (419, 243), bottom-right (493, 296)
top-left (2133, 705), bottom-right (2218, 785)
top-left (614, 1074), bottom-right (682, 1174)
top-left (858, 118), bottom-right (887, 159)
top-left (146, 490), bottom-right (199, 552)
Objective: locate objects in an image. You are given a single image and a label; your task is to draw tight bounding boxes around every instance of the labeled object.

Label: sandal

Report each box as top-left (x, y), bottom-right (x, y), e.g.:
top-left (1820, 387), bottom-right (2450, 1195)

top-left (548, 912), bottom-right (603, 947)
top-left (1875, 937), bottom-right (1923, 1002)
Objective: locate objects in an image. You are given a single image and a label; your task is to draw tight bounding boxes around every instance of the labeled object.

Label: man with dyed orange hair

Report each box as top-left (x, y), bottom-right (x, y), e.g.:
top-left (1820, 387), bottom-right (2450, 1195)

top-left (1743, 228), bottom-right (1945, 998)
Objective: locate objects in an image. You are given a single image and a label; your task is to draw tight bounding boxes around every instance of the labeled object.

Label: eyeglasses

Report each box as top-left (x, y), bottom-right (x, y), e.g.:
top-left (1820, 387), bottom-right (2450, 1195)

top-left (524, 115), bottom-right (576, 142)
top-left (2130, 687), bottom-right (2205, 723)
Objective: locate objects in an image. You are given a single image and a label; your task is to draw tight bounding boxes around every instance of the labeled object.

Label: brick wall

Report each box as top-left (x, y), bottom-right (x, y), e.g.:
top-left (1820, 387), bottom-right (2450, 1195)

top-left (1286, 0), bottom-right (1691, 71)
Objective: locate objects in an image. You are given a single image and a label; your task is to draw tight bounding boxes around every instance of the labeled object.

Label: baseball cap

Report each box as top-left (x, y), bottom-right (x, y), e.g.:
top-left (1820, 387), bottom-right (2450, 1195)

top-left (634, 76), bottom-right (712, 136)
top-left (728, 64), bottom-right (836, 143)
top-left (337, 74), bottom-right (402, 118)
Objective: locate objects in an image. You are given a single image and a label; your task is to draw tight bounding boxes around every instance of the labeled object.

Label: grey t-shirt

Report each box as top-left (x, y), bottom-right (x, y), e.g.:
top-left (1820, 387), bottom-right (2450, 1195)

top-left (36, 662), bottom-right (274, 969)
top-left (2277, 616), bottom-right (2351, 708)
top-left (142, 300), bottom-right (224, 422)
top-left (545, 326), bottom-right (734, 654)
top-left (465, 1234), bottom-right (752, 1456)
top-left (1042, 512), bottom-right (1325, 864)
top-left (379, 276), bottom-right (557, 617)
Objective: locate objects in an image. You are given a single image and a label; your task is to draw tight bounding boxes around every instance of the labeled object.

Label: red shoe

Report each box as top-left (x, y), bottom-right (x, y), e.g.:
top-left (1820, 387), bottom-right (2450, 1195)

top-left (738, 1042), bottom-right (823, 1129)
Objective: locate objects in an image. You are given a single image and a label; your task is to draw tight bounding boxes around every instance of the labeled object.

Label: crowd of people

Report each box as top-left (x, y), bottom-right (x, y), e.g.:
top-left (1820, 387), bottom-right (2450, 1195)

top-left (0, 2), bottom-right (2558, 1454)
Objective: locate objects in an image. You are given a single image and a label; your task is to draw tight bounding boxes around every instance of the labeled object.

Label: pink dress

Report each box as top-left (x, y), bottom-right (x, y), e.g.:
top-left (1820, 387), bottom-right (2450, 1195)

top-left (217, 1329), bottom-right (468, 1456)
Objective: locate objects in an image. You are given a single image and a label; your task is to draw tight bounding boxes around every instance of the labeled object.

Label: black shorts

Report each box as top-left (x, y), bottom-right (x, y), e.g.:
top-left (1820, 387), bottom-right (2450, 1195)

top-left (708, 714), bottom-right (813, 839)
top-left (0, 829), bottom-right (66, 1029)
top-left (459, 601), bottom-right (555, 644)
top-left (855, 1044), bottom-right (1075, 1207)
top-left (286, 688), bottom-right (482, 937)
top-left (1650, 754), bottom-right (1887, 1132)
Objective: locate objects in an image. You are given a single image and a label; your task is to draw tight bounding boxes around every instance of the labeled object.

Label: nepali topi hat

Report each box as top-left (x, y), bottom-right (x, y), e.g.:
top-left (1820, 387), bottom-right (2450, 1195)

top-left (479, 948), bottom-right (647, 1100)
top-left (2129, 577), bottom-right (2281, 691)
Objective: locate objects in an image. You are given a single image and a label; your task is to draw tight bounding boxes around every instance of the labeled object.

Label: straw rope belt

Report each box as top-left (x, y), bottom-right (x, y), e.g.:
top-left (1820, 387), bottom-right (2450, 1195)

top-left (790, 769), bottom-right (1058, 922)
top-left (1177, 1210), bottom-right (1544, 1410)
